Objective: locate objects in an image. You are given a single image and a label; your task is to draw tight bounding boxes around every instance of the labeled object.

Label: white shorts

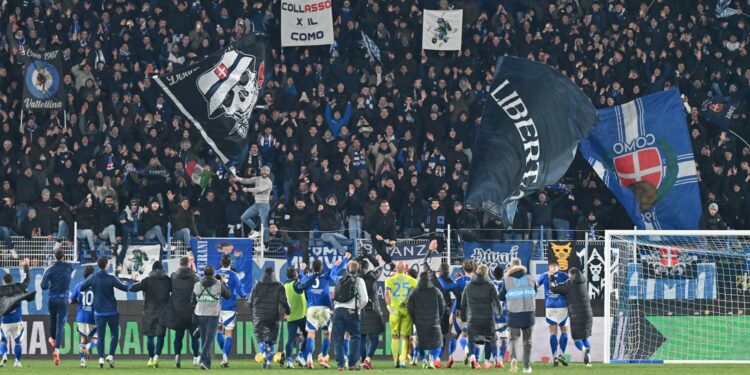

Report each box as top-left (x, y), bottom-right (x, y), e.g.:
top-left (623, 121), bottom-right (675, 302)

top-left (77, 323), bottom-right (97, 338)
top-left (0, 323), bottom-right (24, 342)
top-left (219, 311), bottom-right (237, 329)
top-left (306, 306), bottom-right (331, 331)
top-left (545, 307), bottom-right (569, 326)
top-left (451, 318), bottom-right (467, 335)
top-left (496, 328), bottom-right (509, 340)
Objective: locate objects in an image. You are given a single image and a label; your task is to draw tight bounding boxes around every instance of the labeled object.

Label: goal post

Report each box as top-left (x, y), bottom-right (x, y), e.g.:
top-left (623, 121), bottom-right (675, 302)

top-left (604, 230), bottom-right (750, 364)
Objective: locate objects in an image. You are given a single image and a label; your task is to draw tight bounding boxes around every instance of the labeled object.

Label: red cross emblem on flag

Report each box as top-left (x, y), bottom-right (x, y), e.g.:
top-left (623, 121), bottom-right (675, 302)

top-left (214, 63), bottom-right (229, 80)
top-left (257, 62), bottom-right (265, 87)
top-left (613, 147), bottom-right (663, 188)
top-left (659, 247), bottom-right (681, 267)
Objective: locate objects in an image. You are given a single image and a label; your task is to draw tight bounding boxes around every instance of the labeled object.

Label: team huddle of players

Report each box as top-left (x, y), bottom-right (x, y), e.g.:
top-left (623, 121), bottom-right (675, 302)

top-left (0, 246), bottom-right (592, 372)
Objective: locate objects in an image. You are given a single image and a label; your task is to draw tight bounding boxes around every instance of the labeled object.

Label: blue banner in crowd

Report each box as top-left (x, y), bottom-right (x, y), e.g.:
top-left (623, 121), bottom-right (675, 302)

top-left (580, 89), bottom-right (701, 229)
top-left (191, 238), bottom-right (254, 295)
top-left (463, 241), bottom-right (533, 270)
top-left (700, 90), bottom-right (745, 129)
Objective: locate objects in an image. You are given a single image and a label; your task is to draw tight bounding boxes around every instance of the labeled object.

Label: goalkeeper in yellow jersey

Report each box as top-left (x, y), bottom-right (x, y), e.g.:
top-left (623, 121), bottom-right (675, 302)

top-left (385, 262), bottom-right (418, 368)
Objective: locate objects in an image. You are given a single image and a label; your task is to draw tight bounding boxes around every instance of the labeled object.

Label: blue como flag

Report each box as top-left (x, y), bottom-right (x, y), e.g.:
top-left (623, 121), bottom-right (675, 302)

top-left (579, 89), bottom-right (701, 229)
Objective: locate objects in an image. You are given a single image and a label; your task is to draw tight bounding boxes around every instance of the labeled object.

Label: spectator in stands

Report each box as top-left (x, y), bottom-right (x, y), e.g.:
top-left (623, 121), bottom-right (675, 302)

top-left (196, 191), bottom-right (220, 237)
top-left (233, 166), bottom-right (273, 241)
top-left (576, 212), bottom-right (605, 240)
top-left (699, 203), bottom-right (729, 230)
top-left (95, 195), bottom-right (119, 254)
top-left (119, 200), bottom-right (144, 268)
top-left (365, 200), bottom-right (397, 268)
top-left (14, 167), bottom-right (40, 228)
top-left (19, 208), bottom-right (41, 239)
top-left (167, 192), bottom-right (199, 253)
top-left (0, 197), bottom-right (16, 254)
top-left (278, 199), bottom-right (314, 263)
top-left (526, 191), bottom-right (564, 242)
top-left (34, 189), bottom-right (54, 237)
top-left (451, 201), bottom-right (479, 243)
top-left (345, 180), bottom-right (367, 240)
top-left (142, 199), bottom-right (168, 248)
top-left (398, 191), bottom-right (423, 238)
top-left (421, 199), bottom-right (447, 252)
top-left (223, 190), bottom-right (247, 237)
top-left (318, 194), bottom-right (349, 255)
top-left (73, 194), bottom-right (98, 258)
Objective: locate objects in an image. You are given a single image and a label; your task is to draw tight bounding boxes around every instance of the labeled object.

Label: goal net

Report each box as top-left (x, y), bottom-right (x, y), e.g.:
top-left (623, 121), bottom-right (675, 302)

top-left (604, 230), bottom-right (750, 364)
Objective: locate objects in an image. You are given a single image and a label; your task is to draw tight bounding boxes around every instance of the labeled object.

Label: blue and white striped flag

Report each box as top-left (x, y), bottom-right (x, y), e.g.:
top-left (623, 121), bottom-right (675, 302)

top-left (717, 0), bottom-right (740, 18)
top-left (360, 31), bottom-right (381, 64)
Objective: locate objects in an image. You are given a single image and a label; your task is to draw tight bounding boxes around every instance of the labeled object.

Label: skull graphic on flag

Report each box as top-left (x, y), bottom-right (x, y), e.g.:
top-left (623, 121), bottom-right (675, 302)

top-left (613, 147), bottom-right (663, 188)
top-left (196, 50), bottom-right (264, 139)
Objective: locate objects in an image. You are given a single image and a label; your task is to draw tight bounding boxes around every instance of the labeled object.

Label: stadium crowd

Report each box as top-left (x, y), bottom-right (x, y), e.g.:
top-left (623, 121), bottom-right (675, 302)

top-left (0, 0), bottom-right (749, 259)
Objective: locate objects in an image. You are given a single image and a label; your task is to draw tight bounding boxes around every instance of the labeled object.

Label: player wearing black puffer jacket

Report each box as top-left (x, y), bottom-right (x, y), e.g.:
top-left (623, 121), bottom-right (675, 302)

top-left (461, 265), bottom-right (502, 369)
top-left (551, 267), bottom-right (594, 367)
top-left (249, 267), bottom-right (290, 368)
top-left (408, 268), bottom-right (446, 368)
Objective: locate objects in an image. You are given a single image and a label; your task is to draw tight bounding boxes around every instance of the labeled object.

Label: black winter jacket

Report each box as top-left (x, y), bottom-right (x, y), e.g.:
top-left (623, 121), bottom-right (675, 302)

top-left (408, 275), bottom-right (446, 349)
top-left (551, 271), bottom-right (593, 340)
top-left (143, 207), bottom-right (168, 231)
top-left (461, 273), bottom-right (501, 342)
top-left (249, 269), bottom-right (290, 343)
top-left (131, 269), bottom-right (172, 336)
top-left (161, 266), bottom-right (200, 330)
top-left (360, 266), bottom-right (384, 335)
top-left (365, 209), bottom-right (397, 240)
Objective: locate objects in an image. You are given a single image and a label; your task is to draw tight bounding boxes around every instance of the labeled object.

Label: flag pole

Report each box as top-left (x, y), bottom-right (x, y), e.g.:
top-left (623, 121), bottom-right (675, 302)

top-left (729, 129), bottom-right (750, 150)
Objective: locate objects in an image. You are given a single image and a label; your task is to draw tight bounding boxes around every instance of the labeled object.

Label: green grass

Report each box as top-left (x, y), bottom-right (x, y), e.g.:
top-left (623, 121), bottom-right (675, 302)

top-left (3, 359), bottom-right (749, 374)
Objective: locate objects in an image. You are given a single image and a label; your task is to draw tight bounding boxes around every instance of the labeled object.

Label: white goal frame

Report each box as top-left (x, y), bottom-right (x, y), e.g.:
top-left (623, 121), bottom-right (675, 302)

top-left (604, 229), bottom-right (750, 364)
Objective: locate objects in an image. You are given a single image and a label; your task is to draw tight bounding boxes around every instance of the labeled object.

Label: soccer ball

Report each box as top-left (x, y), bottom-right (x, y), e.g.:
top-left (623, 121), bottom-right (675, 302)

top-left (255, 353), bottom-right (264, 363)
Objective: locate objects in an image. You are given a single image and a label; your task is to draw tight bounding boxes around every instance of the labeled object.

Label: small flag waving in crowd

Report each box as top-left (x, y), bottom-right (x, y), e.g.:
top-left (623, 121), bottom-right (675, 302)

top-left (422, 9), bottom-right (463, 51)
top-left (700, 90), bottom-right (747, 129)
top-left (153, 35), bottom-right (266, 173)
top-left (716, 0), bottom-right (741, 18)
top-left (579, 90), bottom-right (701, 230)
top-left (360, 31), bottom-right (381, 64)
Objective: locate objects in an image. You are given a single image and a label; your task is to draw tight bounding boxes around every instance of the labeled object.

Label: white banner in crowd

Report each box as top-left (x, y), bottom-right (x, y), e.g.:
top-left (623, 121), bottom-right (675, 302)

top-left (281, 0), bottom-right (334, 47)
top-left (422, 9), bottom-right (462, 51)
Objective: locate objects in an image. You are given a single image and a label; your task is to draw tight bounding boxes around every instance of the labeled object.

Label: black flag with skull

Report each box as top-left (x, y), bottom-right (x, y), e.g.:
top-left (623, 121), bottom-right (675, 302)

top-left (153, 35), bottom-right (267, 173)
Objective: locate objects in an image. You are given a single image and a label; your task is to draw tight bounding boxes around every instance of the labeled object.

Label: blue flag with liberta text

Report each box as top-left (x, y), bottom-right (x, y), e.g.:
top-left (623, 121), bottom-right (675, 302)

top-left (579, 90), bottom-right (701, 229)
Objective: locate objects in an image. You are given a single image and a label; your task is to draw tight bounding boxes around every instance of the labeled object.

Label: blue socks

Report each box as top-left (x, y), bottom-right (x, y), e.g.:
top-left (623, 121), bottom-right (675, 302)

top-left (0, 341), bottom-right (7, 356)
top-left (550, 334), bottom-right (559, 356)
top-left (264, 343), bottom-right (274, 361)
top-left (559, 333), bottom-right (568, 354)
top-left (223, 337), bottom-right (233, 359)
top-left (216, 332), bottom-right (225, 348)
top-left (574, 338), bottom-right (590, 351)
top-left (343, 339), bottom-right (349, 357)
top-left (499, 339), bottom-right (507, 361)
top-left (321, 337), bottom-right (330, 357)
top-left (305, 337), bottom-right (314, 358)
top-left (80, 343), bottom-right (86, 360)
top-left (429, 348), bottom-right (442, 361)
top-left (459, 337), bottom-right (468, 353)
top-left (448, 338), bottom-right (456, 356)
top-left (13, 344), bottom-right (21, 361)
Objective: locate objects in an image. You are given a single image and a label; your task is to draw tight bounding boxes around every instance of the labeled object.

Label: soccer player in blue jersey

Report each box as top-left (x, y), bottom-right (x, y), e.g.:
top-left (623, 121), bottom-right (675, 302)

top-left (436, 259), bottom-right (475, 368)
top-left (0, 258), bottom-right (30, 368)
top-left (488, 265), bottom-right (509, 368)
top-left (80, 256), bottom-right (132, 368)
top-left (299, 253), bottom-right (350, 369)
top-left (215, 255), bottom-right (247, 368)
top-left (41, 249), bottom-right (73, 366)
top-left (537, 262), bottom-right (570, 367)
top-left (70, 265), bottom-right (97, 368)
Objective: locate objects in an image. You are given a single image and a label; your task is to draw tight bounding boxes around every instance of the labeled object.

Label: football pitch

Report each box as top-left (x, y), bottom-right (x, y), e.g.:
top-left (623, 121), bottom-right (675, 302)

top-left (3, 360), bottom-right (748, 374)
